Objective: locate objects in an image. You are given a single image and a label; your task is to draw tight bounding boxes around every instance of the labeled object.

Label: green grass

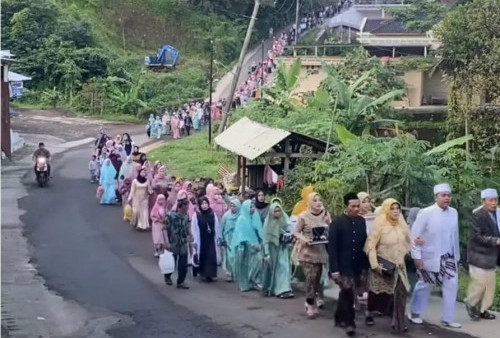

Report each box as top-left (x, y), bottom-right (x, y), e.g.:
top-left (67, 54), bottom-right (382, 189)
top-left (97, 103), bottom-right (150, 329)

top-left (148, 131), bottom-right (237, 179)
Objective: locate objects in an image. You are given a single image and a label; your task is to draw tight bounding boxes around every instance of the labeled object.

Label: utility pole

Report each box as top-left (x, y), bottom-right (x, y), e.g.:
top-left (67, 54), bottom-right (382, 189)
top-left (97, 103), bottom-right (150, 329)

top-left (209, 40), bottom-right (214, 145)
top-left (294, 0), bottom-right (299, 46)
top-left (218, 0), bottom-right (261, 134)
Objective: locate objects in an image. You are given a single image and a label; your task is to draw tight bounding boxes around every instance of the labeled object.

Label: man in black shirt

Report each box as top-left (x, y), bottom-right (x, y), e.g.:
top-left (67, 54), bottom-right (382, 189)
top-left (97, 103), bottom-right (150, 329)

top-left (329, 192), bottom-right (369, 336)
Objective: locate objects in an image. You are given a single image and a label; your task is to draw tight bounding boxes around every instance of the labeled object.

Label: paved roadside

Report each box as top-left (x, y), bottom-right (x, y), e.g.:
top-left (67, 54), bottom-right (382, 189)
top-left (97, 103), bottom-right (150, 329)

top-left (324, 283), bottom-right (495, 338)
top-left (1, 136), bottom-right (128, 338)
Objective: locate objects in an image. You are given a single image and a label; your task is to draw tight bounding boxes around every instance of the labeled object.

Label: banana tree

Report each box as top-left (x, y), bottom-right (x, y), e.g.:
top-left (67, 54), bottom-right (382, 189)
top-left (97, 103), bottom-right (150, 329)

top-left (324, 70), bottom-right (404, 152)
top-left (263, 58), bottom-right (303, 115)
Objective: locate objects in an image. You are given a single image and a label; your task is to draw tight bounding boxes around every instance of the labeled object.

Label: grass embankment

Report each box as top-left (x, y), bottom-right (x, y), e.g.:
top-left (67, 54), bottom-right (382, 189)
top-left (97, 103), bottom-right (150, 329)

top-left (148, 131), bottom-right (236, 179)
top-left (457, 269), bottom-right (500, 311)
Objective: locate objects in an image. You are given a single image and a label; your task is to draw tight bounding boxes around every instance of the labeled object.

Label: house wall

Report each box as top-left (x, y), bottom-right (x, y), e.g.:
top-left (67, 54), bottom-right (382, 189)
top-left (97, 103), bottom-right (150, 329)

top-left (403, 70), bottom-right (424, 108)
top-left (282, 57), bottom-right (449, 108)
top-left (422, 68), bottom-right (449, 104)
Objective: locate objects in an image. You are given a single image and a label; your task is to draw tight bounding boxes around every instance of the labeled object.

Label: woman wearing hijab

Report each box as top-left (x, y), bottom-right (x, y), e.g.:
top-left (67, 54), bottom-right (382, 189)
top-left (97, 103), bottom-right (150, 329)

top-left (191, 197), bottom-right (222, 282)
top-left (151, 194), bottom-right (167, 256)
top-left (292, 185), bottom-right (314, 217)
top-left (154, 116), bottom-right (163, 139)
top-left (171, 114), bottom-right (181, 139)
top-left (118, 156), bottom-right (134, 185)
top-left (122, 133), bottom-right (133, 156)
top-left (149, 166), bottom-right (170, 221)
top-left (231, 199), bottom-right (263, 292)
top-left (220, 199), bottom-right (241, 281)
top-left (167, 181), bottom-right (182, 212)
top-left (206, 183), bottom-right (227, 221)
top-left (99, 159), bottom-right (117, 205)
top-left (294, 192), bottom-right (331, 318)
top-left (128, 169), bottom-right (151, 231)
top-left (358, 192), bottom-right (376, 235)
top-left (147, 114), bottom-right (155, 138)
top-left (254, 190), bottom-right (270, 224)
top-left (116, 145), bottom-right (127, 163)
top-left (108, 150), bottom-right (122, 177)
top-left (364, 198), bottom-right (411, 333)
top-left (183, 181), bottom-right (197, 219)
top-left (119, 177), bottom-right (133, 211)
top-left (261, 201), bottom-right (294, 299)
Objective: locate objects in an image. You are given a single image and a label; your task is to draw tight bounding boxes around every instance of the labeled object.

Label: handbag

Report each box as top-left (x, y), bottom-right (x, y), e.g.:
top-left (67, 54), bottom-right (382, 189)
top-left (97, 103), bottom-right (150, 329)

top-left (377, 256), bottom-right (396, 276)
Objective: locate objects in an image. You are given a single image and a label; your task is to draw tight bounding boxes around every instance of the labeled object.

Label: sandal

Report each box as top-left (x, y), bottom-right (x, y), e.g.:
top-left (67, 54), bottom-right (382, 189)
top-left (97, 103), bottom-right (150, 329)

top-left (480, 311), bottom-right (496, 320)
top-left (278, 292), bottom-right (294, 299)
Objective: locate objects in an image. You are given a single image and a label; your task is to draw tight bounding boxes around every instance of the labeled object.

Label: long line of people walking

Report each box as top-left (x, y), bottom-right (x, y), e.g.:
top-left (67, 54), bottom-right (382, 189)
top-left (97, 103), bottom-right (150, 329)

top-left (90, 138), bottom-right (500, 335)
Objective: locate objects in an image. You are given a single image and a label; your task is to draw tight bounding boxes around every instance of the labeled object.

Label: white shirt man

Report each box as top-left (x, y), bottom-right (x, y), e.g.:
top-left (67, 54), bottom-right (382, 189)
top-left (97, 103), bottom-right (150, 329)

top-left (409, 183), bottom-right (461, 328)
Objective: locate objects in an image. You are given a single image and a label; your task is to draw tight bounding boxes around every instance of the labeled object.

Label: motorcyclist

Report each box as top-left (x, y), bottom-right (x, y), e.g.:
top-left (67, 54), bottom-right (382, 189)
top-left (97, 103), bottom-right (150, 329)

top-left (32, 142), bottom-right (51, 178)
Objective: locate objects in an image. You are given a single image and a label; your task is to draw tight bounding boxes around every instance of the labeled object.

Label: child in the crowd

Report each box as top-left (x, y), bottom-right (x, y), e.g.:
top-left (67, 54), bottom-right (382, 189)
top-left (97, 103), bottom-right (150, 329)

top-left (89, 155), bottom-right (99, 183)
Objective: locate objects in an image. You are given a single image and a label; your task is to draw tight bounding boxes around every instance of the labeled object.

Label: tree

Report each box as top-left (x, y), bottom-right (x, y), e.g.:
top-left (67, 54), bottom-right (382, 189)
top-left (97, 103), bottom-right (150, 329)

top-left (263, 59), bottom-right (302, 114)
top-left (387, 0), bottom-right (449, 31)
top-left (435, 0), bottom-right (500, 149)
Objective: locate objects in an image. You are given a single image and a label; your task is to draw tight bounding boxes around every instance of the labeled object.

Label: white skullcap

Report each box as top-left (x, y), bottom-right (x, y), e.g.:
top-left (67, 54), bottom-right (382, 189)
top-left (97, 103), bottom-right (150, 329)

top-left (481, 188), bottom-right (498, 199)
top-left (433, 183), bottom-right (451, 195)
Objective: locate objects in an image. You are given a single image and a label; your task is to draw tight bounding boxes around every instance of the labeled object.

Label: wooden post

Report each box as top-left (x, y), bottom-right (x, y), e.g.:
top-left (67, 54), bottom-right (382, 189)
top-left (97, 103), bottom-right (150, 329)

top-left (240, 157), bottom-right (247, 194)
top-left (236, 155), bottom-right (241, 189)
top-left (283, 139), bottom-right (291, 171)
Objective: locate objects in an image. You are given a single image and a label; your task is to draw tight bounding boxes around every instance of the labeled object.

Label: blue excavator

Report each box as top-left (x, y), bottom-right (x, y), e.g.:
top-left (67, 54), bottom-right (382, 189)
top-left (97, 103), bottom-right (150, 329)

top-left (144, 45), bottom-right (180, 71)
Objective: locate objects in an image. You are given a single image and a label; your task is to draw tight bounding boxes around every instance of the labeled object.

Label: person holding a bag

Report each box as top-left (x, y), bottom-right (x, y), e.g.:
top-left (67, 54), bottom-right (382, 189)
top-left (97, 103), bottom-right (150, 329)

top-left (164, 197), bottom-right (193, 289)
top-left (364, 198), bottom-right (412, 333)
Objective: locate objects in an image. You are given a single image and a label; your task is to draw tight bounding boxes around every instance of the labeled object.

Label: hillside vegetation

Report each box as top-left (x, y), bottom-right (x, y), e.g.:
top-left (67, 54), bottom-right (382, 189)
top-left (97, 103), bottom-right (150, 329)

top-left (1, 0), bottom-right (330, 119)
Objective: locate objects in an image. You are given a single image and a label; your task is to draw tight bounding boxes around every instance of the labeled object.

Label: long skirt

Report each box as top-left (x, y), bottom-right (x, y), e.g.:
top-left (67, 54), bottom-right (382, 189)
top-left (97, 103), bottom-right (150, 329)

top-left (131, 197), bottom-right (150, 230)
top-left (368, 278), bottom-right (408, 332)
top-left (301, 261), bottom-right (322, 305)
top-left (261, 243), bottom-right (292, 297)
top-left (222, 230), bottom-right (236, 278)
top-left (234, 243), bottom-right (262, 292)
top-left (100, 182), bottom-right (116, 204)
top-left (152, 221), bottom-right (165, 251)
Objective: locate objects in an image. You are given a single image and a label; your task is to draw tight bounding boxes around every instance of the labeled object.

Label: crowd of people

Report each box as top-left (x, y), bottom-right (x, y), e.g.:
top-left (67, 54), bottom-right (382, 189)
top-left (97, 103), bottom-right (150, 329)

top-left (90, 130), bottom-right (500, 336)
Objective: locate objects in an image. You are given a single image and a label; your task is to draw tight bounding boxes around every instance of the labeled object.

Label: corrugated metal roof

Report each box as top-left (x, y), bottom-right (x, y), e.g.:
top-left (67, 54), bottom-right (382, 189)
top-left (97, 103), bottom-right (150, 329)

top-left (214, 117), bottom-right (290, 160)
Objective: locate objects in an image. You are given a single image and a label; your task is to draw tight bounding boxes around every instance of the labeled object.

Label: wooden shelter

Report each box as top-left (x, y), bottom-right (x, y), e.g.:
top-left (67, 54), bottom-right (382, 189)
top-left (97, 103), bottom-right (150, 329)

top-left (214, 117), bottom-right (327, 193)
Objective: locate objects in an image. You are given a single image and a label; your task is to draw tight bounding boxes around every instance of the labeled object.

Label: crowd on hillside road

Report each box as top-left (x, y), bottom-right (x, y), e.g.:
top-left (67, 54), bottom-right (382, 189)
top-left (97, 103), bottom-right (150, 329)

top-left (88, 139), bottom-right (500, 337)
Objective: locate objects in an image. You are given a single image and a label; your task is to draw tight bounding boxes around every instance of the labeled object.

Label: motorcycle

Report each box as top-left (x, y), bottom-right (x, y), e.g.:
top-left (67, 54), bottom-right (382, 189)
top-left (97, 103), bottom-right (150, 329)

top-left (35, 156), bottom-right (49, 187)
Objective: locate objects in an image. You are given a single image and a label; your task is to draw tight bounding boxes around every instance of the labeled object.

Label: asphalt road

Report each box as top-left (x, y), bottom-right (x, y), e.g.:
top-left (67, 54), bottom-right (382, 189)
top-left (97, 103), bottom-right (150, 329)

top-left (20, 145), bottom-right (476, 338)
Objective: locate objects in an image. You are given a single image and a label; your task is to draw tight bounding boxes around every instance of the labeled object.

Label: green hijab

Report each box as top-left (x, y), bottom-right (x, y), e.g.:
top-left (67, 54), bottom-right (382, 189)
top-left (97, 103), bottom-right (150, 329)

top-left (223, 198), bottom-right (241, 222)
top-left (263, 201), bottom-right (289, 247)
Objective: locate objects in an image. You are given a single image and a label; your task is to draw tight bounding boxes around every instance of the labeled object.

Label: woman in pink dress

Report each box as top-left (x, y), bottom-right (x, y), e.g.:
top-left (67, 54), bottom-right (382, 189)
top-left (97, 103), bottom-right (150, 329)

top-left (205, 183), bottom-right (227, 220)
top-left (171, 114), bottom-right (180, 139)
top-left (151, 194), bottom-right (167, 256)
top-left (166, 181), bottom-right (182, 212)
top-left (182, 181), bottom-right (196, 219)
top-left (149, 166), bottom-right (170, 220)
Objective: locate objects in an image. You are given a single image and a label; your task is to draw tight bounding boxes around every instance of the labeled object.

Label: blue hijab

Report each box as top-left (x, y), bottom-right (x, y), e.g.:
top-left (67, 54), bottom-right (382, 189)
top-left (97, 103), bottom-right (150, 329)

top-left (231, 199), bottom-right (263, 251)
top-left (100, 159), bottom-right (117, 185)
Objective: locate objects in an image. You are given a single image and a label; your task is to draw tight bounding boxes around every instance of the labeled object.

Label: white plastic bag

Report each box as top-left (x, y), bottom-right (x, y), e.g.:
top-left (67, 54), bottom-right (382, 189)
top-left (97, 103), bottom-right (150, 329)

top-left (158, 250), bottom-right (175, 274)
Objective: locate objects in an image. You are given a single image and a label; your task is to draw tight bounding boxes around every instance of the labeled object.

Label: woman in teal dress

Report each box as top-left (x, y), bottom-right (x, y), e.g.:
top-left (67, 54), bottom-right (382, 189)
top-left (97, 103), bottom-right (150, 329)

top-left (147, 114), bottom-right (155, 138)
top-left (220, 198), bottom-right (241, 281)
top-left (192, 113), bottom-right (200, 131)
top-left (231, 199), bottom-right (263, 292)
top-left (261, 201), bottom-right (295, 298)
top-left (99, 159), bottom-right (117, 205)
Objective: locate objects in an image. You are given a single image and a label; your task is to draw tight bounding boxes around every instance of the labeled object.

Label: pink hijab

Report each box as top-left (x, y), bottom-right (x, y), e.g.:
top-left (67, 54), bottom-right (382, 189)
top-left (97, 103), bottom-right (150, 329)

top-left (166, 181), bottom-right (182, 212)
top-left (206, 183), bottom-right (226, 220)
top-left (151, 194), bottom-right (166, 223)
